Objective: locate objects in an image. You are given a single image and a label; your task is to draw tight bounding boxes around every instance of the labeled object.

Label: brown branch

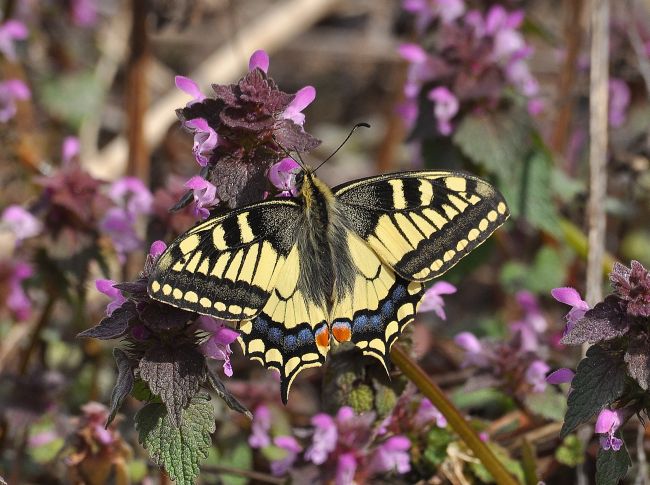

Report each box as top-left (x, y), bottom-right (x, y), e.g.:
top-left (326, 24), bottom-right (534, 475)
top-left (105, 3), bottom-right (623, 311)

top-left (17, 294), bottom-right (56, 375)
top-left (202, 465), bottom-right (286, 484)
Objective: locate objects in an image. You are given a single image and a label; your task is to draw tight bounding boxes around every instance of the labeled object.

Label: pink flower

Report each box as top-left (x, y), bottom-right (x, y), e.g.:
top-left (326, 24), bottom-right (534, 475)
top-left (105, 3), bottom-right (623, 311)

top-left (435, 0), bottom-right (466, 24)
top-left (427, 87), bottom-right (459, 136)
top-left (184, 176), bottom-right (219, 220)
top-left (249, 50), bottom-right (270, 73)
top-left (335, 453), bottom-right (357, 485)
top-left (249, 404), bottom-right (272, 448)
top-left (454, 331), bottom-right (489, 367)
top-left (268, 158), bottom-right (301, 197)
top-left (7, 262), bottom-right (33, 320)
top-left (185, 118), bottom-right (218, 167)
top-left (283, 86), bottom-right (316, 126)
top-left (546, 368), bottom-right (575, 385)
top-left (595, 409), bottom-right (626, 451)
top-left (149, 240), bottom-right (167, 259)
top-left (0, 20), bottom-right (28, 61)
top-left (511, 291), bottom-right (547, 352)
top-left (414, 398), bottom-right (447, 428)
top-left (305, 413), bottom-right (337, 465)
top-left (197, 317), bottom-right (239, 376)
top-left (0, 79), bottom-right (30, 122)
top-left (99, 207), bottom-right (142, 261)
top-left (609, 78), bottom-right (630, 128)
top-left (402, 0), bottom-right (465, 28)
top-left (525, 359), bottom-right (550, 393)
top-left (270, 435), bottom-right (302, 476)
top-left (175, 75), bottom-right (206, 105)
top-left (1, 205), bottom-right (42, 242)
top-left (551, 287), bottom-right (589, 335)
top-left (418, 281), bottom-right (456, 319)
top-left (505, 59), bottom-right (539, 97)
top-left (71, 0), bottom-right (98, 27)
top-left (62, 136), bottom-right (80, 165)
top-left (95, 279), bottom-right (126, 316)
top-left (108, 177), bottom-right (153, 216)
top-left (369, 436), bottom-right (411, 475)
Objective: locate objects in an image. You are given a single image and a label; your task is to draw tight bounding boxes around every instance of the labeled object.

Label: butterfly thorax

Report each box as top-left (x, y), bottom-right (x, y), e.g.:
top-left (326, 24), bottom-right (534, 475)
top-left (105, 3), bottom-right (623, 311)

top-left (295, 172), bottom-right (355, 308)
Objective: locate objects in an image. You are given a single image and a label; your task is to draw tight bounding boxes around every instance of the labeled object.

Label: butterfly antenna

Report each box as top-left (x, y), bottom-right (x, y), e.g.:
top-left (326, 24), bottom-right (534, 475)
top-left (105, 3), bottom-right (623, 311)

top-left (313, 122), bottom-right (370, 174)
top-left (275, 140), bottom-right (306, 171)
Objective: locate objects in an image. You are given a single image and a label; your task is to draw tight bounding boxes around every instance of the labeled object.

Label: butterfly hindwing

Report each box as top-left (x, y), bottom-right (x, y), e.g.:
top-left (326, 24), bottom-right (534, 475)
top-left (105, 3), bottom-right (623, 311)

top-left (334, 171), bottom-right (509, 281)
top-left (237, 246), bottom-right (330, 404)
top-left (148, 200), bottom-right (302, 320)
top-left (330, 232), bottom-right (425, 370)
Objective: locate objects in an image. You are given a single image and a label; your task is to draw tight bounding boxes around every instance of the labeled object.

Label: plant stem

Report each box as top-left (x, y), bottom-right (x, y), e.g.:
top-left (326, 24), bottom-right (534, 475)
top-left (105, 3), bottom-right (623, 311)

top-left (17, 294), bottom-right (56, 375)
top-left (390, 343), bottom-right (519, 485)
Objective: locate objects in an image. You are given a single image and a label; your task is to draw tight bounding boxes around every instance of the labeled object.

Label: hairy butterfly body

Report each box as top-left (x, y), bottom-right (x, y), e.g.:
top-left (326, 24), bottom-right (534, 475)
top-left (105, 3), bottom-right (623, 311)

top-left (148, 170), bottom-right (509, 403)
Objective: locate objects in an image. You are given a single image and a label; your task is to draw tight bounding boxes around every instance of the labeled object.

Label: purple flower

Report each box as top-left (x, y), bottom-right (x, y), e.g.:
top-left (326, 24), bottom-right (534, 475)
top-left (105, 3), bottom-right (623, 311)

top-left (369, 436), bottom-right (411, 475)
top-left (414, 398), bottom-right (447, 428)
top-left (184, 176), bottom-right (219, 219)
top-left (71, 0), bottom-right (98, 27)
top-left (418, 280), bottom-right (456, 319)
top-left (305, 413), bottom-right (337, 465)
top-left (7, 262), bottom-right (33, 320)
top-left (108, 177), bottom-right (153, 216)
top-left (28, 430), bottom-right (59, 447)
top-left (0, 20), bottom-right (28, 61)
top-left (551, 287), bottom-right (589, 334)
top-left (99, 208), bottom-right (141, 261)
top-left (485, 6), bottom-right (524, 36)
top-left (595, 409), bottom-right (625, 451)
top-left (62, 136), bottom-right (80, 165)
top-left (0, 79), bottom-right (30, 122)
top-left (525, 359), bottom-right (550, 393)
top-left (427, 87), bottom-right (459, 136)
top-left (149, 240), bottom-right (167, 259)
top-left (95, 279), bottom-right (126, 316)
top-left (505, 59), bottom-right (539, 97)
top-left (454, 331), bottom-right (489, 367)
top-left (511, 291), bottom-right (547, 352)
top-left (402, 0), bottom-right (465, 28)
top-left (270, 435), bottom-right (302, 476)
top-left (185, 118), bottom-right (218, 167)
top-left (399, 44), bottom-right (437, 99)
top-left (1, 205), bottom-right (42, 242)
top-left (283, 86), bottom-right (316, 126)
top-left (609, 79), bottom-right (630, 128)
top-left (268, 158), bottom-right (301, 197)
top-left (175, 75), bottom-right (206, 105)
top-left (546, 368), bottom-right (575, 385)
top-left (197, 316), bottom-right (239, 377)
top-left (249, 49), bottom-right (270, 73)
top-left (249, 404), bottom-right (272, 448)
top-left (335, 453), bottom-right (357, 485)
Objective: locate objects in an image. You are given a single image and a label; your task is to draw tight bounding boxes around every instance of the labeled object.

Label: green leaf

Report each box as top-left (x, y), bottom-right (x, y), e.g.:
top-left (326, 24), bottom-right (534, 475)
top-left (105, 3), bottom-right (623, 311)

top-left (561, 346), bottom-right (627, 437)
top-left (500, 246), bottom-right (567, 294)
top-left (469, 442), bottom-right (525, 484)
top-left (555, 434), bottom-right (586, 467)
top-left (107, 348), bottom-right (134, 426)
top-left (453, 109), bottom-right (530, 181)
top-left (136, 397), bottom-right (216, 485)
top-left (139, 343), bottom-right (208, 427)
top-left (596, 436), bottom-right (631, 485)
top-left (422, 427), bottom-right (454, 467)
top-left (207, 439), bottom-right (253, 485)
top-left (40, 71), bottom-right (103, 127)
top-left (525, 385), bottom-right (567, 421)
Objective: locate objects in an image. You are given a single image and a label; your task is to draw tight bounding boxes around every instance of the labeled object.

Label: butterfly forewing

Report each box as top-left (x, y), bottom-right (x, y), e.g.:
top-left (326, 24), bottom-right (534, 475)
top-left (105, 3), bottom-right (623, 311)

top-left (333, 171), bottom-right (509, 281)
top-left (148, 200), bottom-right (302, 320)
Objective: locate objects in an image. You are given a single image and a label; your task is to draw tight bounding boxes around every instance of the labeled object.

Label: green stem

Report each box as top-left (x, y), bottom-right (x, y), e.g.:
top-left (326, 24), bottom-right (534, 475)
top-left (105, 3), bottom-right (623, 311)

top-left (390, 343), bottom-right (519, 485)
top-left (559, 218), bottom-right (616, 276)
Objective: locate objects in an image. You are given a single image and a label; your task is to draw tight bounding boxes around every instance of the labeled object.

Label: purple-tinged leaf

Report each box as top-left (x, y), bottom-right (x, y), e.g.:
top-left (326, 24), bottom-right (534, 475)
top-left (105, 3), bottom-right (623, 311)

top-left (610, 260), bottom-right (650, 317)
top-left (560, 345), bottom-right (627, 438)
top-left (560, 296), bottom-right (629, 345)
top-left (624, 334), bottom-right (650, 390)
top-left (138, 343), bottom-right (208, 427)
top-left (137, 301), bottom-right (194, 332)
top-left (273, 118), bottom-right (321, 152)
top-left (77, 301), bottom-right (136, 340)
top-left (206, 369), bottom-right (251, 419)
top-left (596, 434), bottom-right (631, 485)
top-left (107, 348), bottom-right (134, 426)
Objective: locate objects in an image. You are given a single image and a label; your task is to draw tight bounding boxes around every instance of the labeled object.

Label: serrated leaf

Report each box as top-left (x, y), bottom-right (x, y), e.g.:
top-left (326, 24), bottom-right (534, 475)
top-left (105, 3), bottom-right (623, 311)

top-left (107, 348), bottom-right (134, 426)
top-left (136, 398), bottom-right (216, 485)
top-left (596, 435), bottom-right (631, 485)
top-left (561, 296), bottom-right (629, 345)
top-left (77, 302), bottom-right (135, 340)
top-left (555, 434), bottom-right (585, 467)
top-left (206, 370), bottom-right (251, 419)
top-left (131, 379), bottom-right (157, 402)
top-left (524, 386), bottom-right (567, 421)
top-left (453, 109), bottom-right (530, 181)
top-left (561, 346), bottom-right (627, 437)
top-left (139, 343), bottom-right (208, 427)
top-left (624, 333), bottom-right (650, 390)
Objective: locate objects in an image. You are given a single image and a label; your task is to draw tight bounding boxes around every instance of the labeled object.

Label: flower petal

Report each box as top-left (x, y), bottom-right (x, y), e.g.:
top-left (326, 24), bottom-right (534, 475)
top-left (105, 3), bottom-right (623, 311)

top-left (249, 49), bottom-right (270, 73)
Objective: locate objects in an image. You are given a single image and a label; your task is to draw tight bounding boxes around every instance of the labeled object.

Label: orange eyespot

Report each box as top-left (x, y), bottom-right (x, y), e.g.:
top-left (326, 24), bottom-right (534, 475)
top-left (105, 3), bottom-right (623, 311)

top-left (332, 322), bottom-right (352, 342)
top-left (315, 326), bottom-right (330, 348)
